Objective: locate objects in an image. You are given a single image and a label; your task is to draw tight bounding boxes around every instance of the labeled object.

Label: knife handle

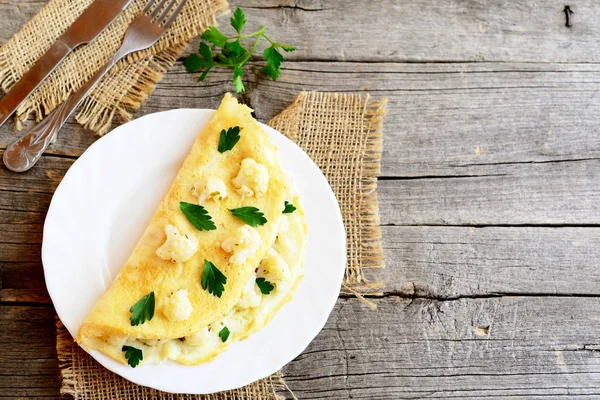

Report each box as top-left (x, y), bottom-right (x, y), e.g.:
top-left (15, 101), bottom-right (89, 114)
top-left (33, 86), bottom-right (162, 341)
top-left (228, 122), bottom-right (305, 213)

top-left (2, 50), bottom-right (122, 173)
top-left (0, 39), bottom-right (74, 128)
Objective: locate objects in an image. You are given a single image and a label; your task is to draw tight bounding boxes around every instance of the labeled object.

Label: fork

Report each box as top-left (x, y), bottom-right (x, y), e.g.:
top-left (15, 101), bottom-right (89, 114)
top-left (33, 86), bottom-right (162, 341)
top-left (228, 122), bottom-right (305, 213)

top-left (3, 0), bottom-right (188, 173)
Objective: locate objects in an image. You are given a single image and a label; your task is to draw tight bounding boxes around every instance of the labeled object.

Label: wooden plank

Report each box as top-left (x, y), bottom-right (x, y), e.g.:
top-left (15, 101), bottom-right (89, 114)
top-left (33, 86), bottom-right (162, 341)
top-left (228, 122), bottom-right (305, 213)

top-left (3, 157), bottom-right (600, 232)
top-left (4, 226), bottom-right (600, 303)
top-left (5, 61), bottom-right (600, 179)
top-left (246, 61), bottom-right (600, 178)
top-left (3, 0), bottom-right (600, 63)
top-left (371, 226), bottom-right (600, 297)
top-left (0, 305), bottom-right (61, 398)
top-left (378, 159), bottom-right (600, 225)
top-left (0, 263), bottom-right (50, 303)
top-left (5, 297), bottom-right (600, 399)
top-left (233, 0), bottom-right (600, 63)
top-left (283, 296), bottom-right (600, 399)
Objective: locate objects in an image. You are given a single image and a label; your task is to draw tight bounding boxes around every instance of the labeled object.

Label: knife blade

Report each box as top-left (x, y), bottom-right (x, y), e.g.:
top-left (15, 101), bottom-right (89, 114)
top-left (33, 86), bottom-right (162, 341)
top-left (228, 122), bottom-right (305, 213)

top-left (0, 0), bottom-right (134, 128)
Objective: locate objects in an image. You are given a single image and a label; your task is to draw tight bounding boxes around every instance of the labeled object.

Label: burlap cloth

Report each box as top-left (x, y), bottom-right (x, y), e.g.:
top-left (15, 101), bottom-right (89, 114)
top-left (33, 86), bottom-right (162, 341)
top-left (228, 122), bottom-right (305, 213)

top-left (0, 0), bottom-right (229, 134)
top-left (56, 91), bottom-right (387, 399)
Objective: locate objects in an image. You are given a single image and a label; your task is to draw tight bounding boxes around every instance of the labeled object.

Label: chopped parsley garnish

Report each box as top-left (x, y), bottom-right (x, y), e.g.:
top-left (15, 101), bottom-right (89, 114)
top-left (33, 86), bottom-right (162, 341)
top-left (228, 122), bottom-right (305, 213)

top-left (122, 345), bottom-right (143, 368)
top-left (256, 277), bottom-right (274, 294)
top-left (180, 202), bottom-right (216, 231)
top-left (129, 292), bottom-right (155, 326)
top-left (218, 126), bottom-right (241, 153)
top-left (219, 326), bottom-right (230, 342)
top-left (283, 201), bottom-right (296, 213)
top-left (229, 206), bottom-right (267, 227)
top-left (202, 259), bottom-right (227, 297)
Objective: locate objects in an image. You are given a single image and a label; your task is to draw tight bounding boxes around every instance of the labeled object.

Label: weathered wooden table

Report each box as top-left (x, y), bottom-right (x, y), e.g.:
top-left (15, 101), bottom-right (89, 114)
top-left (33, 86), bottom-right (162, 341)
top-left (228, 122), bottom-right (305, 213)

top-left (3, 0), bottom-right (600, 398)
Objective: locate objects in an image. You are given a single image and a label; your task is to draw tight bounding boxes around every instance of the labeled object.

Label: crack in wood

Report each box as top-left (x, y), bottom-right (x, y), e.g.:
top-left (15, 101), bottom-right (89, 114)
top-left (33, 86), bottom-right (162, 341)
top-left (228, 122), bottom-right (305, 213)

top-left (378, 174), bottom-right (509, 180)
top-left (450, 157), bottom-right (600, 168)
top-left (366, 291), bottom-right (600, 301)
top-left (380, 223), bottom-right (600, 228)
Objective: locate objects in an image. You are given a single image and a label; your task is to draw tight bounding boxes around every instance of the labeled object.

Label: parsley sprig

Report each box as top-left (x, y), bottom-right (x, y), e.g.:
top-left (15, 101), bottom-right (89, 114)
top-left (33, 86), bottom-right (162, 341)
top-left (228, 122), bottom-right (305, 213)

top-left (256, 277), bottom-right (274, 294)
top-left (283, 201), bottom-right (296, 214)
top-left (218, 126), bottom-right (241, 153)
top-left (219, 326), bottom-right (230, 342)
top-left (129, 292), bottom-right (155, 326)
top-left (122, 345), bottom-right (143, 368)
top-left (184, 8), bottom-right (296, 92)
top-left (229, 206), bottom-right (267, 227)
top-left (202, 259), bottom-right (227, 297)
top-left (180, 202), bottom-right (217, 231)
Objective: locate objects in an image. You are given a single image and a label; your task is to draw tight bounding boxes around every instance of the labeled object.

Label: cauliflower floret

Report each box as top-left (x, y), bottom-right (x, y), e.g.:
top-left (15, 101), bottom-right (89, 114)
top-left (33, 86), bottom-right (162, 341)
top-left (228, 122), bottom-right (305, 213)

top-left (162, 289), bottom-right (194, 322)
top-left (237, 274), bottom-right (262, 309)
top-left (232, 158), bottom-right (269, 198)
top-left (221, 225), bottom-right (261, 265)
top-left (259, 248), bottom-right (291, 284)
top-left (184, 326), bottom-right (220, 347)
top-left (156, 224), bottom-right (198, 263)
top-left (192, 177), bottom-right (227, 203)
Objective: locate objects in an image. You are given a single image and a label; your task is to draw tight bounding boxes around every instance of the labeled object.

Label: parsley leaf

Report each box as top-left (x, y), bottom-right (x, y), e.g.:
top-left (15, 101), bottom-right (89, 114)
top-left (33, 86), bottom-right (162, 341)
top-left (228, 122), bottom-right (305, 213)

top-left (230, 8), bottom-right (247, 33)
top-left (280, 44), bottom-right (297, 52)
top-left (256, 277), bottom-right (275, 294)
top-left (224, 40), bottom-right (247, 60)
top-left (184, 43), bottom-right (216, 82)
top-left (260, 65), bottom-right (280, 81)
top-left (201, 26), bottom-right (228, 47)
top-left (180, 202), bottom-right (216, 231)
top-left (218, 126), bottom-right (241, 153)
top-left (283, 201), bottom-right (296, 214)
top-left (202, 259), bottom-right (227, 297)
top-left (183, 53), bottom-right (204, 72)
top-left (233, 66), bottom-right (245, 93)
top-left (184, 8), bottom-right (295, 92)
top-left (129, 292), bottom-right (155, 326)
top-left (229, 206), bottom-right (267, 227)
top-left (122, 346), bottom-right (143, 368)
top-left (264, 46), bottom-right (283, 70)
top-left (219, 326), bottom-right (230, 342)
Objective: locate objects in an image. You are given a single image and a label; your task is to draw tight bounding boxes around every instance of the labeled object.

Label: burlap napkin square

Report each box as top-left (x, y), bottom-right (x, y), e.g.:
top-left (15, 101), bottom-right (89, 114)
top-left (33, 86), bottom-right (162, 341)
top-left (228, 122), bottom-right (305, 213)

top-left (0, 0), bottom-right (228, 134)
top-left (56, 91), bottom-right (387, 399)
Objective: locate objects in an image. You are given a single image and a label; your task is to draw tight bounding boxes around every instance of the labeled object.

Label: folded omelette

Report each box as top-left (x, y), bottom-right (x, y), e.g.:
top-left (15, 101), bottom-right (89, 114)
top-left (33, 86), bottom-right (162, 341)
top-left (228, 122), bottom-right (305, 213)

top-left (77, 93), bottom-right (306, 366)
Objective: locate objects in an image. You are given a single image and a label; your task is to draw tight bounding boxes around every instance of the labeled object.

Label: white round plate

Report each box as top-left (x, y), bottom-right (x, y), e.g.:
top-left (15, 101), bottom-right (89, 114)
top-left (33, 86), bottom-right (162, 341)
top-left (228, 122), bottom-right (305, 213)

top-left (42, 109), bottom-right (346, 394)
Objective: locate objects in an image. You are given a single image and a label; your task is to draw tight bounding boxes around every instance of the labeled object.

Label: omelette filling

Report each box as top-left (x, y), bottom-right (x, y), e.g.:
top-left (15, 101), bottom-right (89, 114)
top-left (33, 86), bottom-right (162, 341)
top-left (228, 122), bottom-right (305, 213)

top-left (116, 192), bottom-right (304, 364)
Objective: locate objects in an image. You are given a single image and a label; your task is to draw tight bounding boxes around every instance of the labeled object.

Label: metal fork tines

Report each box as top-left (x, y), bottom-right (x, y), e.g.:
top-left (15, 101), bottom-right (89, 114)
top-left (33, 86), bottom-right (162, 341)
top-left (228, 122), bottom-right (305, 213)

top-left (3, 0), bottom-right (188, 173)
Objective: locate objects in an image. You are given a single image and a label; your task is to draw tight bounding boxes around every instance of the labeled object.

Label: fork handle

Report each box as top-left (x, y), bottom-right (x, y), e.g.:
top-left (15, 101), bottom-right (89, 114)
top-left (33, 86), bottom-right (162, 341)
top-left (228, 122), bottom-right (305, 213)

top-left (3, 50), bottom-right (127, 173)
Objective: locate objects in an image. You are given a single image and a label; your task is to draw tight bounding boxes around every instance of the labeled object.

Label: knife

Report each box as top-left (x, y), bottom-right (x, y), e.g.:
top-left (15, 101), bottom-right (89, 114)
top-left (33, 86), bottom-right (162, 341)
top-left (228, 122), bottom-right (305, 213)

top-left (0, 0), bottom-right (134, 128)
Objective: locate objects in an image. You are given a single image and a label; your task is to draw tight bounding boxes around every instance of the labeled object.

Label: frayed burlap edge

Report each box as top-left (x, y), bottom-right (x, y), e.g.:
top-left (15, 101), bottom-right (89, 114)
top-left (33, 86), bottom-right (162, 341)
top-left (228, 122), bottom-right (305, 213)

top-left (0, 0), bottom-right (229, 135)
top-left (268, 92), bottom-right (387, 305)
top-left (75, 43), bottom-right (186, 135)
top-left (57, 320), bottom-right (287, 399)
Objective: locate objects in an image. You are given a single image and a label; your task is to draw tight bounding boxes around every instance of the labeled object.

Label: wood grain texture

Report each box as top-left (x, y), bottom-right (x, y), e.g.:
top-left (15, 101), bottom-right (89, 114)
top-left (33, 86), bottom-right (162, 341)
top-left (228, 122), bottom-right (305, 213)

top-left (0, 305), bottom-right (61, 398)
top-left (6, 225), bottom-right (600, 303)
top-left (2, 0), bottom-right (600, 399)
top-left (5, 298), bottom-right (600, 399)
top-left (3, 0), bottom-right (600, 63)
top-left (6, 62), bottom-right (600, 179)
